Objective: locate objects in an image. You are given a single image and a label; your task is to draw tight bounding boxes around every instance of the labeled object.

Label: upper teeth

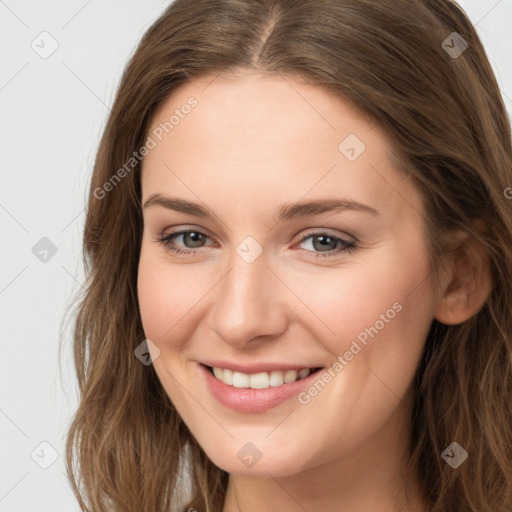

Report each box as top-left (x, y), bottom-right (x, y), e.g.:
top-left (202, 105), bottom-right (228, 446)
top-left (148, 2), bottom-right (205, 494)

top-left (212, 367), bottom-right (312, 389)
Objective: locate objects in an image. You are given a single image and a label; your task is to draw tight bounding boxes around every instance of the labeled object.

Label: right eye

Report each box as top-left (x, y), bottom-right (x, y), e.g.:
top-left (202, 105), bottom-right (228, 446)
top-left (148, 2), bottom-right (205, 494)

top-left (157, 228), bottom-right (214, 256)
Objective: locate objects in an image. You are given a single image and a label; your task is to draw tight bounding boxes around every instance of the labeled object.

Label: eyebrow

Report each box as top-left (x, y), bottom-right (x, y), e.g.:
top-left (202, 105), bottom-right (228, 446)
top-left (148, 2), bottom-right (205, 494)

top-left (142, 193), bottom-right (379, 221)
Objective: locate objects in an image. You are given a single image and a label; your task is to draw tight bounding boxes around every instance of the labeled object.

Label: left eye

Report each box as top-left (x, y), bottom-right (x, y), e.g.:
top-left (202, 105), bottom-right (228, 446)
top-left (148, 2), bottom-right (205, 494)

top-left (297, 233), bottom-right (356, 257)
top-left (157, 229), bottom-right (356, 259)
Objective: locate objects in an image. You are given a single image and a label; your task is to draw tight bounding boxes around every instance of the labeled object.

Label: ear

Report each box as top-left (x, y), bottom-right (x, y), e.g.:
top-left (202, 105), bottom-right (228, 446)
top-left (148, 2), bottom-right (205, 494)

top-left (434, 225), bottom-right (493, 326)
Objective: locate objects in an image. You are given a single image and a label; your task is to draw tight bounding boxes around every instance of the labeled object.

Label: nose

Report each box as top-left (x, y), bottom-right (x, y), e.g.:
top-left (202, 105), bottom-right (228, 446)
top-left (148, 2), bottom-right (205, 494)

top-left (209, 250), bottom-right (288, 348)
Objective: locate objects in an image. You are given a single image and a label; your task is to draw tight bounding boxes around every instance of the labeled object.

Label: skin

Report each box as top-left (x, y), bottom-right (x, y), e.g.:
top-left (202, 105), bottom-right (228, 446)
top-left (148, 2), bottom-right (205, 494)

top-left (137, 70), bottom-right (491, 511)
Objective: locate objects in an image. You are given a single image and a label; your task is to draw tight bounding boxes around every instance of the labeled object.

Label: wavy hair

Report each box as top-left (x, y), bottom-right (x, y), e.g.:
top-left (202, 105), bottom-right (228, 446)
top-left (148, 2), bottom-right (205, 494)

top-left (64, 0), bottom-right (512, 510)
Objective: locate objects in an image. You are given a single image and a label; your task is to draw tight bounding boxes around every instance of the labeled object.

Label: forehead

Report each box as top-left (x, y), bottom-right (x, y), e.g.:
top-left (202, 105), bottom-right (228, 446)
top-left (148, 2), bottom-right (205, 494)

top-left (147, 70), bottom-right (378, 152)
top-left (141, 71), bottom-right (422, 222)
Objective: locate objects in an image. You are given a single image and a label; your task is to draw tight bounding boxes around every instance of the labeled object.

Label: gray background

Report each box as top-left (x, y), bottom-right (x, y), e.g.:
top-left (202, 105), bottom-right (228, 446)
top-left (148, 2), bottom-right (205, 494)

top-left (0, 1), bottom-right (511, 510)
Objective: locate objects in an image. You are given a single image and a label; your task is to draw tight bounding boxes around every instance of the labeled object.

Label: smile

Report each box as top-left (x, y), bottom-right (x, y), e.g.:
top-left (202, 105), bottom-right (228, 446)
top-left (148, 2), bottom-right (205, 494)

top-left (200, 362), bottom-right (325, 413)
top-left (209, 366), bottom-right (321, 389)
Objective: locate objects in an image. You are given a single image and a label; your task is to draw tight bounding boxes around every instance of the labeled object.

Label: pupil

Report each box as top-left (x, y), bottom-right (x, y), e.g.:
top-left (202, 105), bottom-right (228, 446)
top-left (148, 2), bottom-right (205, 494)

top-left (186, 232), bottom-right (204, 248)
top-left (314, 235), bottom-right (336, 251)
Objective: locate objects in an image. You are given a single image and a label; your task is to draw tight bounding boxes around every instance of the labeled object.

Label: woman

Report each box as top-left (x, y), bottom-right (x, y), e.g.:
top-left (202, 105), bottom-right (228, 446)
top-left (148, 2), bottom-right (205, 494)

top-left (65, 0), bottom-right (512, 511)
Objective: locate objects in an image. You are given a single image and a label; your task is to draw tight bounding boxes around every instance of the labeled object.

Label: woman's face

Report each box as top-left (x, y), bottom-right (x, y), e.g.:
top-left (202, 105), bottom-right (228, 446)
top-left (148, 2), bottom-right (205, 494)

top-left (137, 70), bottom-right (440, 477)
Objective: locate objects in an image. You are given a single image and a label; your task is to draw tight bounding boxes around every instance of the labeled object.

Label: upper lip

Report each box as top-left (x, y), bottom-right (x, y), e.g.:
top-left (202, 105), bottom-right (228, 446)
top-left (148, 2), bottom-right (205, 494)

top-left (200, 360), bottom-right (324, 374)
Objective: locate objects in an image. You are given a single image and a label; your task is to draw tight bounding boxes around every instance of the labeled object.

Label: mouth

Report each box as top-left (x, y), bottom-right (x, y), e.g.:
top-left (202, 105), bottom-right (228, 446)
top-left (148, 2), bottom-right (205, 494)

top-left (199, 362), bottom-right (325, 413)
top-left (203, 364), bottom-right (324, 390)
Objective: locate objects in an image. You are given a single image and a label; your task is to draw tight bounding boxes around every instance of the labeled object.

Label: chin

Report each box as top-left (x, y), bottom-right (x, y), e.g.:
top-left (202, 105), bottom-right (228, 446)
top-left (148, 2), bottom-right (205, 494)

top-left (214, 456), bottom-right (304, 477)
top-left (198, 437), bottom-right (311, 478)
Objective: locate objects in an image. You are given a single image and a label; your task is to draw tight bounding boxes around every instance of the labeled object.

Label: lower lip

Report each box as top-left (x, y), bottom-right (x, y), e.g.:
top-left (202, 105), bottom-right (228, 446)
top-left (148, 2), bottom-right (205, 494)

top-left (199, 363), bottom-right (322, 413)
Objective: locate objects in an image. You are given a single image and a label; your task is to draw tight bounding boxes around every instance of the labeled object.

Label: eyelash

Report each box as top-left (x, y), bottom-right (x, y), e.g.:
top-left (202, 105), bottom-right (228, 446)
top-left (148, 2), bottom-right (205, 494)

top-left (156, 228), bottom-right (356, 259)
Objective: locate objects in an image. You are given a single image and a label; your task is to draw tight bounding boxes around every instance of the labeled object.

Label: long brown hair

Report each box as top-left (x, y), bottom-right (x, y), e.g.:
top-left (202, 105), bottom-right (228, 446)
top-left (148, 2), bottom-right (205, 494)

top-left (64, 1), bottom-right (512, 510)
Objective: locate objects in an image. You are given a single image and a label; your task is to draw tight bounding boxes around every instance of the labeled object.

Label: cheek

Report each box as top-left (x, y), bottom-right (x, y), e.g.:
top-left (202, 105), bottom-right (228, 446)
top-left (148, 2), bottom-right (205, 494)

top-left (308, 244), bottom-right (435, 369)
top-left (137, 250), bottom-right (199, 405)
top-left (137, 262), bottom-right (172, 341)
top-left (137, 244), bottom-right (202, 343)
